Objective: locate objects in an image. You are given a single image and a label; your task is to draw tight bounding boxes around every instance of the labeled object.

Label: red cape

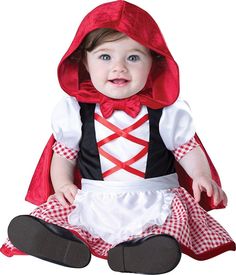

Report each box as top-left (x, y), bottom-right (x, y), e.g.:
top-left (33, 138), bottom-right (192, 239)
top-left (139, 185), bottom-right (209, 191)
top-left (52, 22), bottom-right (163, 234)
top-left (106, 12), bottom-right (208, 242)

top-left (25, 1), bottom-right (224, 211)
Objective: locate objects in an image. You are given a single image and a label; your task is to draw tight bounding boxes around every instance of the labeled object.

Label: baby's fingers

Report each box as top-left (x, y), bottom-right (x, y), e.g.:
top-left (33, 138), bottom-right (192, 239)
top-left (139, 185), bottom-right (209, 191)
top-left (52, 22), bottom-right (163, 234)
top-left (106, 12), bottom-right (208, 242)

top-left (204, 182), bottom-right (213, 198)
top-left (55, 192), bottom-right (70, 207)
top-left (192, 182), bottom-right (201, 203)
top-left (64, 190), bottom-right (76, 205)
top-left (222, 190), bottom-right (228, 206)
top-left (212, 185), bottom-right (228, 207)
top-left (212, 184), bottom-right (221, 206)
top-left (69, 185), bottom-right (79, 198)
top-left (65, 185), bottom-right (78, 204)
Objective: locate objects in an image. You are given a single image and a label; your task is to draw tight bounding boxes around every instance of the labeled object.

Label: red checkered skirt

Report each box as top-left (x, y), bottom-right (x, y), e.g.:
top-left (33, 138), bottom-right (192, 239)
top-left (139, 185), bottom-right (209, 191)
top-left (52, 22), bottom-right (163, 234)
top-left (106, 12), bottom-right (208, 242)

top-left (1, 187), bottom-right (235, 260)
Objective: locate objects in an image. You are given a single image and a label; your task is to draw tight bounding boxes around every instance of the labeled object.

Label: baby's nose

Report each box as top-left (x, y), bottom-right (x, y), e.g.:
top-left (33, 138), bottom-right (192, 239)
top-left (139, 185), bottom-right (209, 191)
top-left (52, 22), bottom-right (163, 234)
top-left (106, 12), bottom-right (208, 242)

top-left (112, 61), bottom-right (128, 73)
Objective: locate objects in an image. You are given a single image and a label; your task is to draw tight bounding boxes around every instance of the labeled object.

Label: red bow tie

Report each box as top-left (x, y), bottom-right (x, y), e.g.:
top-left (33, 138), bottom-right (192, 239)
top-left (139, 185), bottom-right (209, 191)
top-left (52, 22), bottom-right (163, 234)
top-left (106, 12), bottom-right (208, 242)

top-left (100, 95), bottom-right (142, 118)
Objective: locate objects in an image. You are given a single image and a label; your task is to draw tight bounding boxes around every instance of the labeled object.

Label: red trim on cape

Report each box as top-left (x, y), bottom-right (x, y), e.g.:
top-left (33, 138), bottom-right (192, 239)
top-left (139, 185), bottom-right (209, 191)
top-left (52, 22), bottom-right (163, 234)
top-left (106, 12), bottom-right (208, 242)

top-left (180, 241), bottom-right (236, 261)
top-left (0, 244), bottom-right (26, 257)
top-left (25, 133), bottom-right (223, 211)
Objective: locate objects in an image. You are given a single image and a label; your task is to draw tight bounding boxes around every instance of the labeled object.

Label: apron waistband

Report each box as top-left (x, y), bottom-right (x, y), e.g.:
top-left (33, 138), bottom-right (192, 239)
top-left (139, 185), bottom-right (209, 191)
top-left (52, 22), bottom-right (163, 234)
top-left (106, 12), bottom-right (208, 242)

top-left (81, 173), bottom-right (179, 193)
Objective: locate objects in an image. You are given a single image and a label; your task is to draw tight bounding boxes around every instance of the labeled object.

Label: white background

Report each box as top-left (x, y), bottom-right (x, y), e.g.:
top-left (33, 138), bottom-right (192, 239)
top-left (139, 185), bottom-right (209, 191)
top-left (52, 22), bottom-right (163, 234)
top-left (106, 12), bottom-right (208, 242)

top-left (0, 0), bottom-right (235, 274)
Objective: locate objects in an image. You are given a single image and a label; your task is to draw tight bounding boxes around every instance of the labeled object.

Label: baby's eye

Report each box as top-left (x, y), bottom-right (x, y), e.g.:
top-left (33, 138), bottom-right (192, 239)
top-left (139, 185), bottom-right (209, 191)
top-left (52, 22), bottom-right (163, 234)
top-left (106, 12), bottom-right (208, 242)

top-left (128, 55), bottom-right (140, 62)
top-left (99, 54), bottom-right (111, 61)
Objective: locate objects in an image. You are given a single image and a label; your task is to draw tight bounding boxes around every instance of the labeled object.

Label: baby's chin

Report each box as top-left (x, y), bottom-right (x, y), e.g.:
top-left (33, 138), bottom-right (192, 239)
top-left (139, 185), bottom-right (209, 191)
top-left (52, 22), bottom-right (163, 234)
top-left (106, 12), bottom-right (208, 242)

top-left (98, 90), bottom-right (139, 100)
top-left (101, 94), bottom-right (132, 100)
top-left (93, 82), bottom-right (141, 99)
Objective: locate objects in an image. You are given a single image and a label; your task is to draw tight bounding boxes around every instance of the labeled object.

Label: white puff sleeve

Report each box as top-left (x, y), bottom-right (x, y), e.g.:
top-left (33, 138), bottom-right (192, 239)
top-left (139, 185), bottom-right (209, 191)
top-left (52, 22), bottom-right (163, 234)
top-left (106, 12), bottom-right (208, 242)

top-left (159, 99), bottom-right (196, 151)
top-left (51, 96), bottom-right (82, 151)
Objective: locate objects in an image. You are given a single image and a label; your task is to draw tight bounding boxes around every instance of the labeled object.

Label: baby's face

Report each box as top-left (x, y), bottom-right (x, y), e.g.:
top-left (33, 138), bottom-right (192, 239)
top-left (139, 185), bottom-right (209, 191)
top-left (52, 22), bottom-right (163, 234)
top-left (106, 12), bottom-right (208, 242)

top-left (85, 37), bottom-right (152, 99)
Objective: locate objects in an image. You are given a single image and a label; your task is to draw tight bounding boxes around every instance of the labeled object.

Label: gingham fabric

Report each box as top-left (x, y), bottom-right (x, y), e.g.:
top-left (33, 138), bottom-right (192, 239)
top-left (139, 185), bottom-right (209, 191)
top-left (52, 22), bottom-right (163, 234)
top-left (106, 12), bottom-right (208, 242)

top-left (52, 141), bottom-right (78, 160)
top-left (1, 187), bottom-right (234, 260)
top-left (52, 137), bottom-right (199, 163)
top-left (172, 137), bottom-right (199, 161)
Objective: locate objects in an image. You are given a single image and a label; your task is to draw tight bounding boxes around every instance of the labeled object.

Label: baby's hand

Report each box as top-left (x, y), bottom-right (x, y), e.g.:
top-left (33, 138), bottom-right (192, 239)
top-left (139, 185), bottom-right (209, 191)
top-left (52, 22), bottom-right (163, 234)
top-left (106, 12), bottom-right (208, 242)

top-left (54, 183), bottom-right (78, 207)
top-left (192, 176), bottom-right (228, 207)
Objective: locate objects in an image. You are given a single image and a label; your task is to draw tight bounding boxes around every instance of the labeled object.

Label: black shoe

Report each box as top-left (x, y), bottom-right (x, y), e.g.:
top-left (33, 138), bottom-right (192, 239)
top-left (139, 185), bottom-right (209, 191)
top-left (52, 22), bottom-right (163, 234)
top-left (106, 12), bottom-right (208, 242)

top-left (108, 234), bottom-right (181, 274)
top-left (8, 215), bottom-right (91, 268)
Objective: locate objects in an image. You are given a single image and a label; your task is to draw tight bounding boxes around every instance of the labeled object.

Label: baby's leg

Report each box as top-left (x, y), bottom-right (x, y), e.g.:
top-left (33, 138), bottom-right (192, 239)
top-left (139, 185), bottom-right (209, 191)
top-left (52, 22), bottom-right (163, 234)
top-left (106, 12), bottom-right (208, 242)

top-left (108, 234), bottom-right (181, 274)
top-left (7, 215), bottom-right (91, 268)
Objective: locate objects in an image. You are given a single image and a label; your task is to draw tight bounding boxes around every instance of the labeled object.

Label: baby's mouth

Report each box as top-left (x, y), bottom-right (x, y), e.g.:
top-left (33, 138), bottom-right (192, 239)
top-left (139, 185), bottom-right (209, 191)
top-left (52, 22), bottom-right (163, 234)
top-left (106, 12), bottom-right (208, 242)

top-left (108, 79), bottom-right (130, 85)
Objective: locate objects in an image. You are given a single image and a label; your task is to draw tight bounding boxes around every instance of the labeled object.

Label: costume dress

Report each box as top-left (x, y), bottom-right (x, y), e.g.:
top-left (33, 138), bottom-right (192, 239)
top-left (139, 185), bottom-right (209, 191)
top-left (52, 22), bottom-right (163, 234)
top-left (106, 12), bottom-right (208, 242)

top-left (1, 0), bottom-right (235, 260)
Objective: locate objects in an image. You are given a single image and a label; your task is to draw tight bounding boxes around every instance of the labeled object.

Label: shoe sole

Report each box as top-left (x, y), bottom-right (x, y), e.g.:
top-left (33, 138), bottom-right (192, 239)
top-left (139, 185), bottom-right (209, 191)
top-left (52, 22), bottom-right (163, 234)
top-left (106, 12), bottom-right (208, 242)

top-left (108, 234), bottom-right (181, 274)
top-left (8, 215), bottom-right (91, 268)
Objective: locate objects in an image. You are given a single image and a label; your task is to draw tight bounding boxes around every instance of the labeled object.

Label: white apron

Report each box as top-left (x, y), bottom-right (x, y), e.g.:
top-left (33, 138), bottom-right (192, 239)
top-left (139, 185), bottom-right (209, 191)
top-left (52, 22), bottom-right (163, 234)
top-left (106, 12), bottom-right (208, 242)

top-left (68, 173), bottom-right (179, 245)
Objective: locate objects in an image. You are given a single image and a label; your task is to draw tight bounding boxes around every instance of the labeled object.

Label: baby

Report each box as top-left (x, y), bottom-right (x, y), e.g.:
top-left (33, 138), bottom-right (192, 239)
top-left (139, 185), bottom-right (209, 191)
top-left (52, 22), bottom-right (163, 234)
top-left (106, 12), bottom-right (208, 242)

top-left (1, 1), bottom-right (235, 274)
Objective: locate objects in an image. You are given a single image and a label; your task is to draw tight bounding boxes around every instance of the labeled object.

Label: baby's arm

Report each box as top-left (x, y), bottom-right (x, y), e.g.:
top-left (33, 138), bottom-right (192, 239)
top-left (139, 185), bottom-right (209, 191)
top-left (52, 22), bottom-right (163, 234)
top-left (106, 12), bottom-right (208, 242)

top-left (50, 152), bottom-right (78, 207)
top-left (178, 146), bottom-right (227, 206)
top-left (50, 96), bottom-right (82, 206)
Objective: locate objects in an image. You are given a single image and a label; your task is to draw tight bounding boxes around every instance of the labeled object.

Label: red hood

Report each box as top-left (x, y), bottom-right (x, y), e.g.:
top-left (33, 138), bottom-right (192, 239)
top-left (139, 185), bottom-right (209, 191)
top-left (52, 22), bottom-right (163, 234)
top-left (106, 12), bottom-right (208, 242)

top-left (58, 0), bottom-right (179, 109)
